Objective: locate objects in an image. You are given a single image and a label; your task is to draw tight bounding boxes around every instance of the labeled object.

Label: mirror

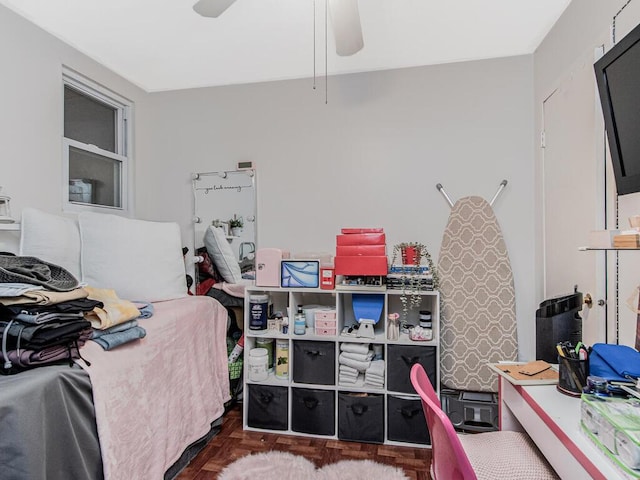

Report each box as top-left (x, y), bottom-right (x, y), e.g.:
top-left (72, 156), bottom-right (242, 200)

top-left (192, 170), bottom-right (257, 283)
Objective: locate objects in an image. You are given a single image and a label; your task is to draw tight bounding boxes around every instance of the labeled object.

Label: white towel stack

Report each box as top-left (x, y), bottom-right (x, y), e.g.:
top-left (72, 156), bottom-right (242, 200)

top-left (338, 364), bottom-right (359, 384)
top-left (341, 351), bottom-right (374, 361)
top-left (340, 343), bottom-right (370, 354)
top-left (365, 359), bottom-right (385, 388)
top-left (338, 343), bottom-right (373, 385)
top-left (338, 353), bottom-right (372, 371)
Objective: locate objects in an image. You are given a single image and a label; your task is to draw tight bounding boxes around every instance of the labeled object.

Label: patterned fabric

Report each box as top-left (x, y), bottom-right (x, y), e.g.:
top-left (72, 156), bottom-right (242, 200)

top-left (438, 196), bottom-right (517, 392)
top-left (459, 431), bottom-right (559, 479)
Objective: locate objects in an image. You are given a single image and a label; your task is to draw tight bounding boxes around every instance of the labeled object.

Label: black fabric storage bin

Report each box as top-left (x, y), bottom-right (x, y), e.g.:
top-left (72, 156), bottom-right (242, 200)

top-left (291, 388), bottom-right (335, 436)
top-left (338, 392), bottom-right (384, 443)
top-left (387, 345), bottom-right (436, 393)
top-left (387, 395), bottom-right (430, 444)
top-left (292, 340), bottom-right (335, 385)
top-left (247, 384), bottom-right (288, 431)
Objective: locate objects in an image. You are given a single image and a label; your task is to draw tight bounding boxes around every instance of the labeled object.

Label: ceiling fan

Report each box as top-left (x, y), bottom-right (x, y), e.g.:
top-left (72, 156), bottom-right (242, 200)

top-left (192, 0), bottom-right (364, 56)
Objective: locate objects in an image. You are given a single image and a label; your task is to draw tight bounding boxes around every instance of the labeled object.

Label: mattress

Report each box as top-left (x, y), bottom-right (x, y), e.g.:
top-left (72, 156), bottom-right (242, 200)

top-left (0, 364), bottom-right (102, 480)
top-left (0, 295), bottom-right (230, 480)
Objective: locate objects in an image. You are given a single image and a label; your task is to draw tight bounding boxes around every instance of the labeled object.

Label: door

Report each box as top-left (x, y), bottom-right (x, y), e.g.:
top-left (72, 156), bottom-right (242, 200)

top-left (542, 52), bottom-right (607, 345)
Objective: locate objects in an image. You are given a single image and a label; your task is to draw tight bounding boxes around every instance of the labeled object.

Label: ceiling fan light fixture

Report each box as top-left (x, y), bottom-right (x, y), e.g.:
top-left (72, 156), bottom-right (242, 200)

top-left (193, 0), bottom-right (237, 18)
top-left (328, 0), bottom-right (364, 56)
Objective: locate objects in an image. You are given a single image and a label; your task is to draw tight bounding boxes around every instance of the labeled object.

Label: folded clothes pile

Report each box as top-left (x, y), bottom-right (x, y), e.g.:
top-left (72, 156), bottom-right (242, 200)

top-left (0, 256), bottom-right (154, 375)
top-left (365, 359), bottom-right (385, 388)
top-left (338, 342), bottom-right (377, 386)
top-left (338, 364), bottom-right (359, 385)
top-left (0, 255), bottom-right (96, 374)
top-left (84, 287), bottom-right (150, 351)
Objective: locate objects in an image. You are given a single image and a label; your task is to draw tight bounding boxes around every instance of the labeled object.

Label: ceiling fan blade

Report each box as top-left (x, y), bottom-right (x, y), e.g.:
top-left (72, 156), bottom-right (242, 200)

top-left (328, 0), bottom-right (364, 56)
top-left (193, 0), bottom-right (237, 18)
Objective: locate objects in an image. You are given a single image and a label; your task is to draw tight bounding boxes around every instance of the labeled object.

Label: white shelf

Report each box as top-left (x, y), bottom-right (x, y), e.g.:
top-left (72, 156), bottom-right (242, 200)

top-left (242, 285), bottom-right (440, 447)
top-left (579, 246), bottom-right (640, 251)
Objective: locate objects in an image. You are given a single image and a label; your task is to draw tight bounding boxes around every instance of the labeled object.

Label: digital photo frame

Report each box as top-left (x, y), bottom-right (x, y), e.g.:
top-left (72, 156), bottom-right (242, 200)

top-left (280, 260), bottom-right (320, 288)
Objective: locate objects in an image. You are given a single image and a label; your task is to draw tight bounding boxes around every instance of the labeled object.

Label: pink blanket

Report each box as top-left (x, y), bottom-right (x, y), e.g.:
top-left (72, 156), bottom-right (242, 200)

top-left (78, 295), bottom-right (230, 480)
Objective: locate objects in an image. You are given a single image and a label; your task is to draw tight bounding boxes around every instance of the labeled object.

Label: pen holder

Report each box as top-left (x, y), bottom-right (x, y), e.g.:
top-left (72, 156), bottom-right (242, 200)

top-left (557, 356), bottom-right (589, 397)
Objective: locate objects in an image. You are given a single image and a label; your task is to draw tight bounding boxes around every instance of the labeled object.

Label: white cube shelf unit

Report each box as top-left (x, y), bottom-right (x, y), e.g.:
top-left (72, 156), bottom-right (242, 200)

top-left (242, 286), bottom-right (440, 447)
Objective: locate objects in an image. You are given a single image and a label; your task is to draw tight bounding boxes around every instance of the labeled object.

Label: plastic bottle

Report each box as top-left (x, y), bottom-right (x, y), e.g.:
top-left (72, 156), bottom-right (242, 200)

top-left (228, 335), bottom-right (244, 363)
top-left (249, 293), bottom-right (270, 331)
top-left (294, 306), bottom-right (306, 335)
top-left (256, 337), bottom-right (274, 372)
top-left (419, 310), bottom-right (432, 329)
top-left (248, 348), bottom-right (269, 381)
top-left (275, 339), bottom-right (289, 379)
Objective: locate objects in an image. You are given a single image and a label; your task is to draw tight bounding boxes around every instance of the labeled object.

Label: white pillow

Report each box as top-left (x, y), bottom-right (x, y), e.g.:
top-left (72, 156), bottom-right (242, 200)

top-left (203, 226), bottom-right (243, 284)
top-left (79, 212), bottom-right (187, 302)
top-left (19, 207), bottom-right (82, 280)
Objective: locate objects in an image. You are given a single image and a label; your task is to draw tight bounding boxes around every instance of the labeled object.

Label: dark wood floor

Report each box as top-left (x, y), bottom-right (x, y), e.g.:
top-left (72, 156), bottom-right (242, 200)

top-left (176, 403), bottom-right (432, 479)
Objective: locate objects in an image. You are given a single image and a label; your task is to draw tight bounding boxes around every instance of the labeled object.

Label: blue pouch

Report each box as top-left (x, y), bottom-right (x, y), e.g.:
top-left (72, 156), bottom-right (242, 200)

top-left (589, 343), bottom-right (640, 383)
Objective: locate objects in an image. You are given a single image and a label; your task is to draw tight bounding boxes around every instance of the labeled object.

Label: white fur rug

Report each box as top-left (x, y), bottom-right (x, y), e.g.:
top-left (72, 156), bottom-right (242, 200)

top-left (218, 451), bottom-right (409, 480)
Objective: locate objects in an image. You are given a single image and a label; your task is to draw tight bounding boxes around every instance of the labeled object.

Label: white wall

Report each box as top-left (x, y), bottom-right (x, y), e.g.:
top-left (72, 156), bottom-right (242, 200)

top-left (0, 5), bottom-right (147, 252)
top-left (1, 3), bottom-right (538, 359)
top-left (138, 57), bottom-right (537, 359)
top-left (534, 0), bottom-right (640, 347)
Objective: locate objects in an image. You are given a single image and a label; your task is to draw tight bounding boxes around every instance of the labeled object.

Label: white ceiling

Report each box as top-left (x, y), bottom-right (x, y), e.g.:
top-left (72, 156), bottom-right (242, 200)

top-left (1, 0), bottom-right (571, 92)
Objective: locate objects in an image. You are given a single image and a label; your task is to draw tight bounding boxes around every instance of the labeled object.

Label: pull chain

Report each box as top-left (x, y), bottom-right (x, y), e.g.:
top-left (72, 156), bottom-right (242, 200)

top-left (325, 0), bottom-right (328, 104)
top-left (313, 0), bottom-right (316, 90)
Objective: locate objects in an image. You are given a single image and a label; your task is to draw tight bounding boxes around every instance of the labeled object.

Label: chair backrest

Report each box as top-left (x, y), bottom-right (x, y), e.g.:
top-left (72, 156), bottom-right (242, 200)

top-left (410, 363), bottom-right (477, 480)
top-left (409, 361), bottom-right (441, 408)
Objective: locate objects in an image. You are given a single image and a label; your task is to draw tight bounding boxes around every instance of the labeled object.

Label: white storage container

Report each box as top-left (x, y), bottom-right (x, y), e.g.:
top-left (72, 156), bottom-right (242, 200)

top-left (617, 429), bottom-right (640, 469)
top-left (248, 348), bottom-right (269, 381)
top-left (580, 394), bottom-right (640, 470)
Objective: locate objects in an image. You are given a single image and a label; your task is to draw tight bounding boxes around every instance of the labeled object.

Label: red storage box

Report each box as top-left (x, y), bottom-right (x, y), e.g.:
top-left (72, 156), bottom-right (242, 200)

top-left (336, 245), bottom-right (386, 256)
top-left (336, 233), bottom-right (386, 246)
top-left (334, 256), bottom-right (388, 276)
top-left (341, 228), bottom-right (384, 234)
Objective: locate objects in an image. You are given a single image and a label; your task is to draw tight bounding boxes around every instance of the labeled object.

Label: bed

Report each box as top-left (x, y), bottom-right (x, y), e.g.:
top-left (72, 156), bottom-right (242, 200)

top-left (0, 208), bottom-right (231, 480)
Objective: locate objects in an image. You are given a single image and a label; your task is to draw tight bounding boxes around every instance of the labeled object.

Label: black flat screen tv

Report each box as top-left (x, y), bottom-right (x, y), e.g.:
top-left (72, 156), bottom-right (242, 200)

top-left (594, 21), bottom-right (640, 195)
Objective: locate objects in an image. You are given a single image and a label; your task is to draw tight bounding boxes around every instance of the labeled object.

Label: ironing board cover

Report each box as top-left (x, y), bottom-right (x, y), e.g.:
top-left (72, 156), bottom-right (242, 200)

top-left (438, 196), bottom-right (517, 392)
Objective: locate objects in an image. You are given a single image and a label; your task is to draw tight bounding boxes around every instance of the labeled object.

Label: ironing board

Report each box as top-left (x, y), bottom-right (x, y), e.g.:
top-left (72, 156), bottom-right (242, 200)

top-left (438, 196), bottom-right (517, 392)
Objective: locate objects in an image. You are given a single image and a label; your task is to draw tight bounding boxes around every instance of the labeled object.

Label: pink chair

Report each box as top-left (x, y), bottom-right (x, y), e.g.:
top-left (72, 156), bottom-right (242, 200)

top-left (410, 364), bottom-right (559, 480)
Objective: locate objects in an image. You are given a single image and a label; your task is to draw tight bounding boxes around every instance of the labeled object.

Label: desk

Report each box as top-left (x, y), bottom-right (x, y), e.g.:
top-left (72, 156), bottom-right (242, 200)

top-left (496, 374), bottom-right (627, 479)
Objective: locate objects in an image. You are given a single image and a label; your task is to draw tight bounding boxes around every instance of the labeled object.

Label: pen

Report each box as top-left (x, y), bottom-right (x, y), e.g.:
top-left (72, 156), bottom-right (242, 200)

top-left (578, 346), bottom-right (588, 361)
top-left (561, 344), bottom-right (574, 358)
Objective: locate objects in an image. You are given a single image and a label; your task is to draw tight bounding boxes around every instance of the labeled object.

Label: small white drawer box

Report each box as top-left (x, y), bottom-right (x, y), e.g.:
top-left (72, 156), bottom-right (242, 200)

top-left (315, 310), bottom-right (337, 321)
top-left (315, 327), bottom-right (337, 336)
top-left (315, 319), bottom-right (337, 329)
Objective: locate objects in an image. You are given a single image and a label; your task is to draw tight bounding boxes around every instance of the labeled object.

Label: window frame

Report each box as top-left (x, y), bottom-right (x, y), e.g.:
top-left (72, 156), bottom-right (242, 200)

top-left (62, 68), bottom-right (133, 215)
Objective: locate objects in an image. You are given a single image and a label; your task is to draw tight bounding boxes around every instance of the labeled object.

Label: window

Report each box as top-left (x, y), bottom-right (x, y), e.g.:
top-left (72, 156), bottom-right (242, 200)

top-left (62, 69), bottom-right (132, 213)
